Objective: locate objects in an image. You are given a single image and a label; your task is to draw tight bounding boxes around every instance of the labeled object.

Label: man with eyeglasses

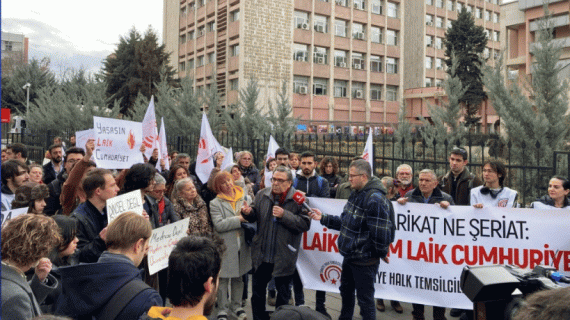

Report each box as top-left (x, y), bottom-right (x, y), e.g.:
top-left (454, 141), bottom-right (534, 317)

top-left (241, 166), bottom-right (311, 320)
top-left (44, 147), bottom-right (86, 216)
top-left (440, 147), bottom-right (482, 206)
top-left (395, 164), bottom-right (414, 198)
top-left (1, 159), bottom-right (30, 211)
top-left (310, 159), bottom-right (395, 320)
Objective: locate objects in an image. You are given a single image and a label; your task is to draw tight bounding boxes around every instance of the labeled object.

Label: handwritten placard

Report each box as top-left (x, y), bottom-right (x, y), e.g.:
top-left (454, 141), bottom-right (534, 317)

top-left (106, 190), bottom-right (144, 225)
top-left (1, 208), bottom-right (28, 228)
top-left (147, 218), bottom-right (190, 275)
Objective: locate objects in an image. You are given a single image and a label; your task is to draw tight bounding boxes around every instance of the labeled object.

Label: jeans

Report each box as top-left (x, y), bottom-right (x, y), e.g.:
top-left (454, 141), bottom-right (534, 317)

top-left (338, 259), bottom-right (379, 320)
top-left (412, 303), bottom-right (447, 320)
top-left (291, 269), bottom-right (305, 306)
top-left (251, 262), bottom-right (294, 320)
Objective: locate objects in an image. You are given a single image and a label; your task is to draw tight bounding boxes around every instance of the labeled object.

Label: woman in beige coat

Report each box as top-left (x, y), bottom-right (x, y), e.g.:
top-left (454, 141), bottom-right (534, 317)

top-left (209, 171), bottom-right (252, 320)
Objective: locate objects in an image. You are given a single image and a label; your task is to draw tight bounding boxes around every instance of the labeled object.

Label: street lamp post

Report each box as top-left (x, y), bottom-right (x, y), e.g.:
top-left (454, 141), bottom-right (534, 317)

top-left (22, 83), bottom-right (31, 117)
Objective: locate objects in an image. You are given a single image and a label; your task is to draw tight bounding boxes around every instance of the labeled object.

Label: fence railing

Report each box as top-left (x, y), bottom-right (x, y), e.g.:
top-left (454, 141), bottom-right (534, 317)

top-left (5, 128), bottom-right (568, 206)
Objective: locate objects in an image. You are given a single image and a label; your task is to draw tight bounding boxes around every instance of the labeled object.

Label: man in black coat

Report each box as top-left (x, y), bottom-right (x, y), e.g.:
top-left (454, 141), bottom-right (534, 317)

top-left (42, 144), bottom-right (64, 185)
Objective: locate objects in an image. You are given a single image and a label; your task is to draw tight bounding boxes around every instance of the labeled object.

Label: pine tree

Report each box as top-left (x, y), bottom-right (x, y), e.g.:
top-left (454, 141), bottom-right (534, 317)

top-left (483, 12), bottom-right (569, 168)
top-left (444, 7), bottom-right (488, 128)
top-left (162, 76), bottom-right (202, 137)
top-left (226, 76), bottom-right (268, 141)
top-left (269, 81), bottom-right (298, 146)
top-left (103, 27), bottom-right (174, 116)
top-left (205, 78), bottom-right (224, 133)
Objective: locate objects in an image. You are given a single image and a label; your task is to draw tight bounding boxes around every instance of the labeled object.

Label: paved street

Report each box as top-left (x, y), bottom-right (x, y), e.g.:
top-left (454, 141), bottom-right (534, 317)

top-left (209, 283), bottom-right (456, 320)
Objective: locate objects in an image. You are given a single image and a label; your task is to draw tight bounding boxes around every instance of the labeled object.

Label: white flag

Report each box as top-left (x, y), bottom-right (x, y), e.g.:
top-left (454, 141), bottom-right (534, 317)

top-left (196, 113), bottom-right (224, 183)
top-left (156, 117), bottom-right (169, 172)
top-left (220, 147), bottom-right (234, 171)
top-left (264, 136), bottom-right (280, 187)
top-left (362, 129), bottom-right (373, 171)
top-left (266, 135), bottom-right (280, 162)
top-left (142, 96), bottom-right (159, 159)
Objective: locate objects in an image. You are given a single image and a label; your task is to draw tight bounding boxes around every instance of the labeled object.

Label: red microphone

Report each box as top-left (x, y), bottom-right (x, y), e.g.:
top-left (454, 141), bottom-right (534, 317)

top-left (293, 191), bottom-right (313, 212)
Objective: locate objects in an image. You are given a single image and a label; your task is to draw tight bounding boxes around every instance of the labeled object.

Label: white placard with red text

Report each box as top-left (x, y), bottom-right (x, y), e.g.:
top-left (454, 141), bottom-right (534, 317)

top-left (147, 218), bottom-right (190, 275)
top-left (297, 198), bottom-right (570, 310)
top-left (93, 116), bottom-right (144, 169)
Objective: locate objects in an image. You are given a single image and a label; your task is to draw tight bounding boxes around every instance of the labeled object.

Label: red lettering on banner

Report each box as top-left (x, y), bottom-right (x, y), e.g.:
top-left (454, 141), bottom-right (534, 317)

top-left (96, 138), bottom-right (113, 147)
top-left (389, 239), bottom-right (403, 258)
top-left (406, 238), bottom-right (448, 264)
top-left (302, 229), bottom-right (339, 253)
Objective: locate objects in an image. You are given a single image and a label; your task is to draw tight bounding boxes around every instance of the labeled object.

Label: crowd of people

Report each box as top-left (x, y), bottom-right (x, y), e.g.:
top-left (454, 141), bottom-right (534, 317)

top-left (1, 137), bottom-right (569, 320)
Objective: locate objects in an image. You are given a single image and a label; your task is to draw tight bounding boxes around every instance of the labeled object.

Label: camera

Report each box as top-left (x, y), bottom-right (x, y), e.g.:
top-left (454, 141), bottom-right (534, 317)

top-left (460, 264), bottom-right (569, 320)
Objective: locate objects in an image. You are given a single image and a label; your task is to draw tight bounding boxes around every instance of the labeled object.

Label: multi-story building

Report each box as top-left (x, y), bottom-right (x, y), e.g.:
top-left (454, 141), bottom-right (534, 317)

top-left (403, 0), bottom-right (502, 133)
top-left (1, 32), bottom-right (29, 77)
top-left (503, 0), bottom-right (570, 88)
top-left (164, 0), bottom-right (404, 128)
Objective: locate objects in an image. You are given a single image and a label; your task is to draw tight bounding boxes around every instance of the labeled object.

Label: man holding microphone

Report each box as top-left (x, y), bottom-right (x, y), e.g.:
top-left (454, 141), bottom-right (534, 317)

top-left (241, 166), bottom-right (311, 320)
top-left (310, 159), bottom-right (396, 320)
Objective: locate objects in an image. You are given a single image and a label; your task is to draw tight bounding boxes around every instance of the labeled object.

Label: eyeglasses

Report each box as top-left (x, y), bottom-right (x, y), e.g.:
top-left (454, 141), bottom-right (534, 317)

top-left (348, 174), bottom-right (364, 179)
top-left (271, 178), bottom-right (289, 184)
top-left (66, 159), bottom-right (80, 165)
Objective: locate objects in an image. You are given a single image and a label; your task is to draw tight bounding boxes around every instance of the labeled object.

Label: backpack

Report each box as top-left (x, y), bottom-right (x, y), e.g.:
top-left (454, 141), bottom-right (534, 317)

top-left (97, 278), bottom-right (152, 320)
top-left (271, 305), bottom-right (330, 320)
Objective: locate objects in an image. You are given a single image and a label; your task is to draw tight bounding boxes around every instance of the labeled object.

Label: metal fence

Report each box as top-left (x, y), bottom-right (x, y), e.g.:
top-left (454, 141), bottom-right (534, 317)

top-left (4, 126), bottom-right (569, 206)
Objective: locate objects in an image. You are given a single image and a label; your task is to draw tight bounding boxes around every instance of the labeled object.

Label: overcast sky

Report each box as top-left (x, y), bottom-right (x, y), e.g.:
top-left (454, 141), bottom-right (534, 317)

top-left (2, 0), bottom-right (163, 78)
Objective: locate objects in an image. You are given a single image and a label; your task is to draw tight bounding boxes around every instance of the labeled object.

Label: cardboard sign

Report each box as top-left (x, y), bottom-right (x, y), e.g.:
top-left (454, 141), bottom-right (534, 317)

top-left (93, 116), bottom-right (144, 169)
top-left (106, 190), bottom-right (144, 225)
top-left (75, 128), bottom-right (95, 152)
top-left (1, 208), bottom-right (28, 228)
top-left (147, 218), bottom-right (190, 275)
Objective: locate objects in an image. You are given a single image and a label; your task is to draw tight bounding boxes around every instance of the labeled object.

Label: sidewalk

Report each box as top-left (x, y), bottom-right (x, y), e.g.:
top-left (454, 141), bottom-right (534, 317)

top-left (210, 284), bottom-right (451, 320)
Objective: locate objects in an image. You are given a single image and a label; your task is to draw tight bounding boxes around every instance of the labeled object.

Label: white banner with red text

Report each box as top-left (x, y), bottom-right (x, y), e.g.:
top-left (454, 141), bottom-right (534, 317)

top-left (297, 198), bottom-right (570, 310)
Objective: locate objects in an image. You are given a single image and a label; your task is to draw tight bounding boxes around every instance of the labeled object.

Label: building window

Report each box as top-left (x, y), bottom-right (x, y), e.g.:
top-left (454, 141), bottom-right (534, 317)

top-left (483, 48), bottom-right (490, 59)
top-left (435, 37), bottom-right (443, 49)
top-left (425, 57), bottom-right (433, 69)
top-left (231, 44), bottom-right (239, 56)
top-left (314, 15), bottom-right (328, 33)
top-left (447, 20), bottom-right (452, 29)
top-left (352, 52), bottom-right (365, 70)
top-left (493, 12), bottom-right (499, 23)
top-left (371, 0), bottom-right (382, 15)
top-left (207, 21), bottom-right (216, 32)
top-left (435, 79), bottom-right (443, 87)
top-left (294, 76), bottom-right (309, 94)
top-left (335, 19), bottom-right (347, 37)
top-left (493, 31), bottom-right (499, 42)
top-left (354, 0), bottom-right (365, 10)
top-left (181, 5), bottom-right (188, 16)
top-left (447, 0), bottom-right (454, 11)
top-left (313, 78), bottom-right (328, 95)
top-left (456, 2), bottom-right (462, 12)
top-left (179, 34), bottom-right (186, 44)
top-left (230, 10), bottom-right (240, 22)
top-left (197, 26), bottom-right (205, 37)
top-left (335, 0), bottom-right (348, 6)
top-left (436, 58), bottom-right (443, 70)
top-left (188, 30), bottom-right (195, 40)
top-left (294, 11), bottom-right (310, 29)
top-left (387, 2), bottom-right (398, 18)
top-left (436, 0), bottom-right (444, 8)
top-left (230, 79), bottom-right (239, 90)
top-left (386, 85), bottom-right (398, 101)
top-left (179, 61), bottom-right (186, 72)
top-left (436, 17), bottom-right (444, 28)
top-left (352, 22), bottom-right (365, 40)
top-left (197, 0), bottom-right (205, 7)
top-left (371, 26), bottom-right (382, 43)
top-left (313, 46), bottom-right (328, 64)
top-left (425, 78), bottom-right (433, 87)
top-left (197, 55), bottom-right (205, 67)
top-left (208, 52), bottom-right (215, 64)
top-left (188, 1), bottom-right (195, 10)
top-left (426, 14), bottom-right (434, 26)
top-left (370, 55), bottom-right (382, 72)
top-left (426, 0), bottom-right (433, 5)
top-left (466, 5), bottom-right (473, 13)
top-left (386, 29), bottom-right (398, 46)
top-left (370, 84), bottom-right (382, 100)
top-left (426, 35), bottom-right (434, 47)
top-left (352, 82), bottom-right (365, 99)
top-left (293, 43), bottom-right (309, 62)
top-left (334, 80), bottom-right (348, 97)
top-left (386, 57), bottom-right (398, 74)
top-left (188, 59), bottom-right (194, 69)
top-left (334, 50), bottom-right (348, 67)
top-left (485, 10), bottom-right (491, 21)
top-left (475, 7), bottom-right (482, 19)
